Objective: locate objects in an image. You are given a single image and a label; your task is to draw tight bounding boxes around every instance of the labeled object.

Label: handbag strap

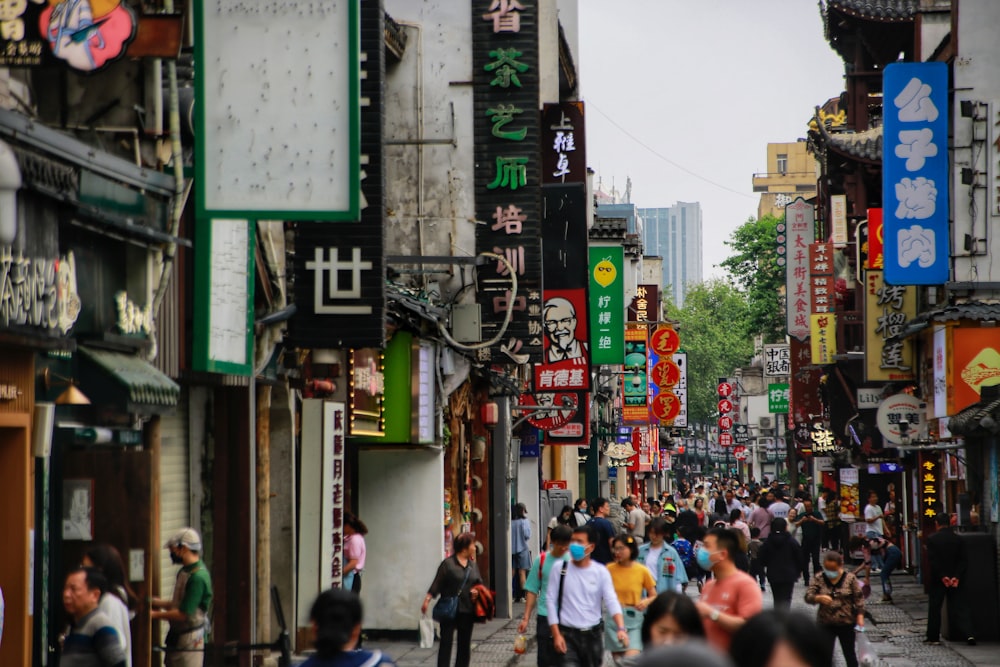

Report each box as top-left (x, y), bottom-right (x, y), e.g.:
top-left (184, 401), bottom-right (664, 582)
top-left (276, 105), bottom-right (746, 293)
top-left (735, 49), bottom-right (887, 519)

top-left (457, 562), bottom-right (473, 596)
top-left (556, 560), bottom-right (568, 623)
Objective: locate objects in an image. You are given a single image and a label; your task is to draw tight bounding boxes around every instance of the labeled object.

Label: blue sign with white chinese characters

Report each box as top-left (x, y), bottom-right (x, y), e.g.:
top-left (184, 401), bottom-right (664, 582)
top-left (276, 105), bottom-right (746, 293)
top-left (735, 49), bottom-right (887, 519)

top-left (883, 62), bottom-right (949, 285)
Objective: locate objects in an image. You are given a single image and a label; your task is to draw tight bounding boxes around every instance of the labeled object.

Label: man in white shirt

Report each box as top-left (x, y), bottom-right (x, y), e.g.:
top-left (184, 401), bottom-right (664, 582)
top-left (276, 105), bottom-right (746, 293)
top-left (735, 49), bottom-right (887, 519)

top-left (623, 498), bottom-right (648, 544)
top-left (767, 491), bottom-right (791, 520)
top-left (864, 491), bottom-right (886, 571)
top-left (547, 525), bottom-right (627, 667)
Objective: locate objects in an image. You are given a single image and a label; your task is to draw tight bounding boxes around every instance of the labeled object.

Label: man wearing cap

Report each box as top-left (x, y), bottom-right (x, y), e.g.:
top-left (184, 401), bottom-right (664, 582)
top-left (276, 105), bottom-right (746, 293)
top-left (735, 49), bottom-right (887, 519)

top-left (152, 528), bottom-right (213, 666)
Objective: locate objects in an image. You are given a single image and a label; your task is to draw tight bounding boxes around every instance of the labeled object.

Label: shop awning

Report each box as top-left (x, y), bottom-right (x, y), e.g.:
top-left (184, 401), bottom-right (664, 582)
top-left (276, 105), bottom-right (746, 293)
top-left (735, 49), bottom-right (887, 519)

top-left (79, 346), bottom-right (180, 415)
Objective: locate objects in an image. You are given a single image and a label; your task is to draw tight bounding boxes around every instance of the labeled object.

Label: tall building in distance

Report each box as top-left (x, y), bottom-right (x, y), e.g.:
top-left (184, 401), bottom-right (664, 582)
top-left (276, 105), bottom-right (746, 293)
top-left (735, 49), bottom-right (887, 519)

top-left (752, 140), bottom-right (818, 218)
top-left (638, 202), bottom-right (703, 307)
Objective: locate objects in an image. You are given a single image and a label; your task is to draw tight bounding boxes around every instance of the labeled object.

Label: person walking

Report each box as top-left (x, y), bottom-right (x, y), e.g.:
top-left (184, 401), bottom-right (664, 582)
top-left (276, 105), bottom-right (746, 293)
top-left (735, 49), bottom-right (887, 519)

top-left (512, 503), bottom-right (532, 601)
top-left (586, 498), bottom-right (616, 565)
top-left (747, 497), bottom-right (772, 541)
top-left (421, 532), bottom-right (483, 667)
top-left (61, 567), bottom-right (128, 667)
top-left (546, 505), bottom-right (574, 549)
top-left (694, 527), bottom-right (763, 652)
top-left (152, 528), bottom-right (213, 667)
top-left (805, 550), bottom-right (865, 667)
top-left (925, 513), bottom-right (975, 645)
top-left (572, 499), bottom-right (589, 528)
top-left (518, 524), bottom-right (571, 667)
top-left (863, 492), bottom-right (886, 572)
top-left (623, 498), bottom-right (648, 545)
top-left (302, 588), bottom-right (396, 666)
top-left (794, 498), bottom-right (824, 585)
top-left (82, 544), bottom-right (135, 667)
top-left (605, 534), bottom-right (656, 661)
top-left (637, 518), bottom-right (688, 594)
top-left (546, 525), bottom-right (628, 667)
top-left (343, 513), bottom-right (368, 594)
top-left (758, 518), bottom-right (802, 610)
top-left (822, 490), bottom-right (842, 552)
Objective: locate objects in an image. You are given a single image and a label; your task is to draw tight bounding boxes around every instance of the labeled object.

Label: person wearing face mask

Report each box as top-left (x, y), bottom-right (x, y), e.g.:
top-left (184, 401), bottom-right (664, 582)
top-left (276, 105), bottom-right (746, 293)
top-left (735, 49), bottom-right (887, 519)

top-left (151, 528), bottom-right (213, 667)
top-left (546, 525), bottom-right (627, 667)
top-left (693, 528), bottom-right (763, 652)
top-left (518, 524), bottom-right (572, 667)
top-left (804, 550), bottom-right (864, 667)
top-left (637, 518), bottom-right (688, 594)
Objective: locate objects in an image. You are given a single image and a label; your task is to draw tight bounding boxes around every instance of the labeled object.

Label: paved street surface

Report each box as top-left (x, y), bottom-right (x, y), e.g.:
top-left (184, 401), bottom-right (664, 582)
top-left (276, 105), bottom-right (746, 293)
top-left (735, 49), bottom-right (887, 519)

top-left (357, 571), bottom-right (998, 666)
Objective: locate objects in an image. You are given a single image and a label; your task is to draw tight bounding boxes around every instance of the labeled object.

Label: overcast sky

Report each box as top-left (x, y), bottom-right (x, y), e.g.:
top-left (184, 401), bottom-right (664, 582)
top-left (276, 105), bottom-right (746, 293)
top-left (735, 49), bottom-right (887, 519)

top-left (578, 1), bottom-right (846, 279)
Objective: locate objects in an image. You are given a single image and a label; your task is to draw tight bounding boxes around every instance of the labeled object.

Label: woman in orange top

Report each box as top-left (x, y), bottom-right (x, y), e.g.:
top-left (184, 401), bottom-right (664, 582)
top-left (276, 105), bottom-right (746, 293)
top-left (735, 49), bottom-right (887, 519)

top-left (606, 534), bottom-right (657, 660)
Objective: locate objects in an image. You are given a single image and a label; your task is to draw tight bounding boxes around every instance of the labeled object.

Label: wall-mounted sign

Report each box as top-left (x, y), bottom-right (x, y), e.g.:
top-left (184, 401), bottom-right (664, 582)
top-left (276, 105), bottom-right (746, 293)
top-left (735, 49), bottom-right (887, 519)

top-left (588, 247), bottom-right (625, 365)
top-left (785, 198), bottom-right (814, 340)
top-left (875, 393), bottom-right (924, 444)
top-left (763, 344), bottom-right (790, 377)
top-left (622, 325), bottom-right (650, 425)
top-left (541, 102), bottom-right (586, 185)
top-left (810, 313), bottom-right (836, 364)
top-left (866, 208), bottom-right (883, 270)
top-left (864, 270), bottom-right (916, 382)
top-left (856, 387), bottom-right (882, 410)
top-left (628, 284), bottom-right (659, 323)
top-left (329, 402), bottom-right (346, 587)
top-left (545, 392), bottom-right (590, 446)
top-left (670, 352), bottom-right (688, 428)
top-left (883, 62), bottom-right (949, 285)
top-left (809, 243), bottom-right (834, 313)
top-left (350, 349), bottom-right (385, 438)
top-left (534, 288), bottom-right (590, 391)
top-left (474, 0), bottom-right (542, 364)
top-left (831, 194), bottom-right (848, 246)
top-left (196, 1), bottom-right (360, 220)
top-left (0, 248), bottom-right (80, 336)
top-left (115, 291), bottom-right (153, 337)
top-left (768, 384), bottom-right (790, 414)
top-left (932, 325), bottom-right (947, 418)
top-left (193, 219), bottom-right (255, 376)
top-left (951, 328), bottom-right (1000, 414)
top-left (918, 452), bottom-right (940, 529)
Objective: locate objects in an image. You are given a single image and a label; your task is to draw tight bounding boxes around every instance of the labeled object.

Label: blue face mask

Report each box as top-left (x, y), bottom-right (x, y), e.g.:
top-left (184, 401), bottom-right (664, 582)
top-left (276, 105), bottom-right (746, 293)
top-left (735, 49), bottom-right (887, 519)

top-left (824, 569), bottom-right (841, 580)
top-left (569, 543), bottom-right (587, 561)
top-left (696, 548), bottom-right (716, 571)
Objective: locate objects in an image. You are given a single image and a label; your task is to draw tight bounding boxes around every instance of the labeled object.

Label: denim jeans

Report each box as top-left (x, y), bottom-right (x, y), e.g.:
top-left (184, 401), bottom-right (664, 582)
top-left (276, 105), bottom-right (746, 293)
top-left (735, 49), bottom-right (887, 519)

top-left (865, 531), bottom-right (885, 569)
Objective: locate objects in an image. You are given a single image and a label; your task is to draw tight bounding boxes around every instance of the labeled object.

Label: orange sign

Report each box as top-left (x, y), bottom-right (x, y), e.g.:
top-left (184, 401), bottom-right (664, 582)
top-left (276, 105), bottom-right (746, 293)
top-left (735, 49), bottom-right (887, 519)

top-left (651, 391), bottom-right (681, 424)
top-left (951, 328), bottom-right (1000, 413)
top-left (650, 359), bottom-right (681, 388)
top-left (650, 325), bottom-right (680, 356)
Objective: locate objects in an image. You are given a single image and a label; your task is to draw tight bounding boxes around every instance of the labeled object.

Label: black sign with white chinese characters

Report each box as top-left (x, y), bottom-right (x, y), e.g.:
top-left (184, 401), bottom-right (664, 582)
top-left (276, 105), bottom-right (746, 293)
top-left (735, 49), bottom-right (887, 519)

top-left (541, 102), bottom-right (586, 185)
top-left (289, 4), bottom-right (385, 349)
top-left (473, 0), bottom-right (542, 364)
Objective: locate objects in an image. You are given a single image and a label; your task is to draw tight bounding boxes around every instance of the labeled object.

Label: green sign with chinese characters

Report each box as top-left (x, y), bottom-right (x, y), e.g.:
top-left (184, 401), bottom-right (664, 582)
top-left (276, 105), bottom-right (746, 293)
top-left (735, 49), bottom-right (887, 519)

top-left (588, 247), bottom-right (624, 365)
top-left (768, 383), bottom-right (790, 414)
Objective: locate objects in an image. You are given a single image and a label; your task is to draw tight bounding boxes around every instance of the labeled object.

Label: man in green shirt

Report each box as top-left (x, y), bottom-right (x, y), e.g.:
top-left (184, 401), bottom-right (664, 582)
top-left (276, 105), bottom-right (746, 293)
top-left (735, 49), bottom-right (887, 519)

top-left (152, 528), bottom-right (213, 667)
top-left (518, 524), bottom-right (571, 666)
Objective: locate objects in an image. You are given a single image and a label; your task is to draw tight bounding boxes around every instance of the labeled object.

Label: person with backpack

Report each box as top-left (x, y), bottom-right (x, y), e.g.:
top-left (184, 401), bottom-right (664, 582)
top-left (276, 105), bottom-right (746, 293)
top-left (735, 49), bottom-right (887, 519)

top-left (518, 524), bottom-right (572, 667)
top-left (671, 526), bottom-right (697, 593)
top-left (586, 498), bottom-right (616, 565)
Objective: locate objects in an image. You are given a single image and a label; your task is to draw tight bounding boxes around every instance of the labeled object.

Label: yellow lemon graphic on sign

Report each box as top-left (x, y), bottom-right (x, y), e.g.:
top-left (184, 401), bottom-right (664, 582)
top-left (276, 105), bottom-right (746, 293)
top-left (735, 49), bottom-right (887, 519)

top-left (593, 257), bottom-right (617, 287)
top-left (961, 347), bottom-right (1000, 393)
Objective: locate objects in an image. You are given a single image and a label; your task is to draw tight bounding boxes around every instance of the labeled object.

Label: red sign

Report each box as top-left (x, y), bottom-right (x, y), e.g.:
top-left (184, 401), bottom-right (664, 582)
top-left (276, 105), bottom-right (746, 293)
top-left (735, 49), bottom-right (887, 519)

top-left (717, 382), bottom-right (734, 398)
top-left (718, 415), bottom-right (734, 430)
top-left (651, 391), bottom-right (681, 424)
top-left (521, 393), bottom-right (577, 431)
top-left (733, 445), bottom-right (747, 460)
top-left (867, 208), bottom-right (883, 270)
top-left (718, 398), bottom-right (733, 414)
top-left (534, 288), bottom-right (591, 390)
top-left (719, 433), bottom-right (734, 447)
top-left (650, 358), bottom-right (681, 388)
top-left (650, 325), bottom-right (681, 356)
top-left (543, 480), bottom-right (568, 490)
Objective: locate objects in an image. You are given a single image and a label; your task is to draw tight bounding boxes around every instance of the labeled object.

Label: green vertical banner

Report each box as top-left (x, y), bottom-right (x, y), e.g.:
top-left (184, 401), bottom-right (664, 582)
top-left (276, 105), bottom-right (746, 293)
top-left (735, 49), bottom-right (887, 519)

top-left (589, 246), bottom-right (625, 364)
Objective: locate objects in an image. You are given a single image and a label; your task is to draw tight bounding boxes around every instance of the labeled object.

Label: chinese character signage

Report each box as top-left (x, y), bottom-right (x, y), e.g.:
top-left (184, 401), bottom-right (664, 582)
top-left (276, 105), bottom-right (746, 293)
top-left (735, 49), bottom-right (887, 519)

top-left (810, 313), bottom-right (836, 364)
top-left (763, 344), bottom-right (790, 377)
top-left (537, 183), bottom-right (591, 389)
top-left (329, 402), bottom-right (346, 587)
top-left (866, 208), bottom-right (884, 270)
top-left (809, 243), bottom-right (834, 313)
top-left (830, 194), bottom-right (848, 246)
top-left (588, 247), bottom-right (625, 364)
top-left (474, 0), bottom-right (542, 363)
top-left (622, 325), bottom-right (650, 425)
top-left (864, 270), bottom-right (916, 382)
top-left (628, 284), bottom-right (659, 323)
top-left (883, 62), bottom-right (949, 285)
top-left (951, 328), bottom-right (1000, 414)
top-left (918, 453), bottom-right (940, 531)
top-left (542, 102), bottom-right (586, 184)
top-left (768, 383), bottom-right (790, 413)
top-left (544, 392), bottom-right (590, 446)
top-left (789, 338), bottom-right (824, 426)
top-left (785, 198), bottom-right (814, 340)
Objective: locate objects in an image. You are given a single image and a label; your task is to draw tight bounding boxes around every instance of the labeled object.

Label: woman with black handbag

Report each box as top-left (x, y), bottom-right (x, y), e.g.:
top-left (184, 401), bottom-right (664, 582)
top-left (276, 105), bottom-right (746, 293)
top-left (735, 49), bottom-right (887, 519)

top-left (421, 533), bottom-right (483, 667)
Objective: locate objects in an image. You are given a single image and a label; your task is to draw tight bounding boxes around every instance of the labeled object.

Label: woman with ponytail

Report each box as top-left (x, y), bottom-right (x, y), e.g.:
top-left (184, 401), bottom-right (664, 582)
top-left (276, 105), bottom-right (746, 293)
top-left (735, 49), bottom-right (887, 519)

top-left (303, 588), bottom-right (395, 666)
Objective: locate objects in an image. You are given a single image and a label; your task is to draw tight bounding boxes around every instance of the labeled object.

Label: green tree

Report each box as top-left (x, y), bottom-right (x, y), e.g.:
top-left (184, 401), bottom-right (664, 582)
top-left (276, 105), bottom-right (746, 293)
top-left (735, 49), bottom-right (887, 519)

top-left (665, 280), bottom-right (754, 424)
top-left (719, 214), bottom-right (786, 343)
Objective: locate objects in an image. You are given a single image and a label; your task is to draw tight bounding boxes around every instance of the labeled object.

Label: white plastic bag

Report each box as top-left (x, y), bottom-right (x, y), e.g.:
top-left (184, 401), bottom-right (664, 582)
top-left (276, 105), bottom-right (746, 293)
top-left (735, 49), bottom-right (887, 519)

top-left (419, 614), bottom-right (435, 649)
top-left (855, 629), bottom-right (877, 667)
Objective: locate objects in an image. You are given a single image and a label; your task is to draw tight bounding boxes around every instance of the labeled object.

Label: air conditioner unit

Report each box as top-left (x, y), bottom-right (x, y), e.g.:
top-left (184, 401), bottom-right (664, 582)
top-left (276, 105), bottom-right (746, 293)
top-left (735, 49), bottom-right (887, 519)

top-left (759, 416), bottom-right (773, 430)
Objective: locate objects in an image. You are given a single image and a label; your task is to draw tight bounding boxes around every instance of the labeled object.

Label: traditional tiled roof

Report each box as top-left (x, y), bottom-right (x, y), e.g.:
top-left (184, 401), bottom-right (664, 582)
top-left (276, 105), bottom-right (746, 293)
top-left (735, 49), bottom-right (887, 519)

top-left (590, 217), bottom-right (626, 240)
top-left (889, 302), bottom-right (1000, 342)
top-left (826, 0), bottom-right (918, 20)
top-left (949, 387), bottom-right (1000, 437)
top-left (813, 113), bottom-right (883, 163)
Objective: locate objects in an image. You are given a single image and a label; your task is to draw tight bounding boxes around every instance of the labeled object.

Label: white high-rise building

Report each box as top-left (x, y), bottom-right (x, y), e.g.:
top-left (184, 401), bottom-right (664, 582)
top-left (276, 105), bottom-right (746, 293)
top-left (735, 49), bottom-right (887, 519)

top-left (638, 202), bottom-right (703, 307)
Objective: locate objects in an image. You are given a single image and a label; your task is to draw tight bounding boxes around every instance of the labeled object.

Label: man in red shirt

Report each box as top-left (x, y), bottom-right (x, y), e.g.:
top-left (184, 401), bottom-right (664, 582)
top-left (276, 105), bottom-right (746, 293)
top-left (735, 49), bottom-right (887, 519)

top-left (694, 527), bottom-right (763, 651)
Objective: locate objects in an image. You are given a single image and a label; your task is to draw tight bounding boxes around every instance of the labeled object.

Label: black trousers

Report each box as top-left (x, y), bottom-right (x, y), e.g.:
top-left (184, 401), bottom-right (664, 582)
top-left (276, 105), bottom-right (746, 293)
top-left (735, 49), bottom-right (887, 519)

top-left (769, 581), bottom-right (795, 610)
top-left (824, 523), bottom-right (841, 551)
top-left (821, 624), bottom-right (857, 667)
top-left (927, 582), bottom-right (974, 641)
top-left (536, 617), bottom-right (561, 667)
top-left (438, 613), bottom-right (475, 667)
top-left (559, 624), bottom-right (603, 667)
top-left (802, 539), bottom-right (822, 583)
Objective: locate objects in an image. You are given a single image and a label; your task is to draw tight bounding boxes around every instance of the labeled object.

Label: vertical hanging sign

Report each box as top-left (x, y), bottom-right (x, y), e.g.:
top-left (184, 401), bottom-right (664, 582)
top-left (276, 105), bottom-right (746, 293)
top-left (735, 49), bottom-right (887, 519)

top-left (785, 198), bottom-right (814, 340)
top-left (622, 325), bottom-right (650, 425)
top-left (883, 62), bottom-right (949, 285)
top-left (588, 246), bottom-right (625, 365)
top-left (864, 270), bottom-right (916, 382)
top-left (328, 401), bottom-right (346, 587)
top-left (473, 0), bottom-right (543, 364)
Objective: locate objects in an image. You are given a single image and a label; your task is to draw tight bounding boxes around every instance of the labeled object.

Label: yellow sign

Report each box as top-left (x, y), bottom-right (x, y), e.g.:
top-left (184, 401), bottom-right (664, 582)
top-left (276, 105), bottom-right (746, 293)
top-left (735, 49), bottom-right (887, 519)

top-left (864, 271), bottom-right (916, 382)
top-left (810, 313), bottom-right (836, 364)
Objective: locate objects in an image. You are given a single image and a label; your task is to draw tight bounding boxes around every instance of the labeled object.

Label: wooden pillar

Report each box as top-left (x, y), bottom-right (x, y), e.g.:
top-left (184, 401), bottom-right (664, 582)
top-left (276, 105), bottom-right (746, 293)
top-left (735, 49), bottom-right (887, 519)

top-left (255, 385), bottom-right (271, 646)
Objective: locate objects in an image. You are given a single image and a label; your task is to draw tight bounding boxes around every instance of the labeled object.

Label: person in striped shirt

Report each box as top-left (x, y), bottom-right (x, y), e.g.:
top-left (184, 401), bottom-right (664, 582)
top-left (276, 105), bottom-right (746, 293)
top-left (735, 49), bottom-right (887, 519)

top-left (61, 567), bottom-right (127, 667)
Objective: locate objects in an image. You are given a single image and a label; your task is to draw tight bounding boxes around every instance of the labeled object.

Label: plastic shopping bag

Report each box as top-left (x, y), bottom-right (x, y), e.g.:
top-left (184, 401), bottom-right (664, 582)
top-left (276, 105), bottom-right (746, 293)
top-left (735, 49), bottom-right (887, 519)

top-left (855, 629), bottom-right (877, 667)
top-left (419, 614), bottom-right (435, 649)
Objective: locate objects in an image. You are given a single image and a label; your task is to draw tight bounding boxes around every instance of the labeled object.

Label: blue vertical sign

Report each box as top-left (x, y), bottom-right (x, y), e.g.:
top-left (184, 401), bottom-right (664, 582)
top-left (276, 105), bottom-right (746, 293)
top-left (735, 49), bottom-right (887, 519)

top-left (883, 62), bottom-right (949, 285)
